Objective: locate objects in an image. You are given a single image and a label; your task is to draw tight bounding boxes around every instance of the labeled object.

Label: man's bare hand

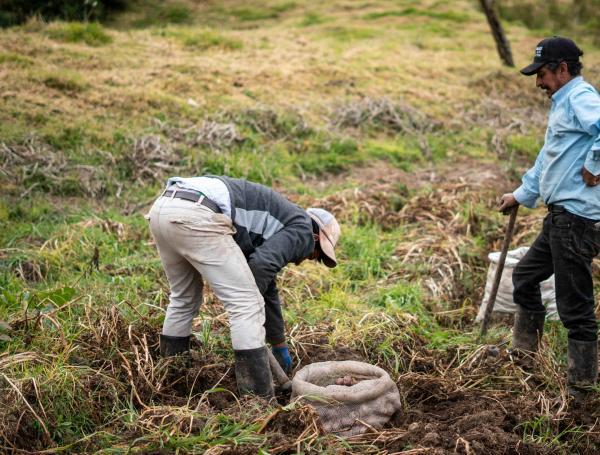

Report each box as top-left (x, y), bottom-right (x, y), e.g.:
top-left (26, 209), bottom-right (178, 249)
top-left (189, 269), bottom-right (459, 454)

top-left (499, 193), bottom-right (518, 214)
top-left (582, 167), bottom-right (600, 186)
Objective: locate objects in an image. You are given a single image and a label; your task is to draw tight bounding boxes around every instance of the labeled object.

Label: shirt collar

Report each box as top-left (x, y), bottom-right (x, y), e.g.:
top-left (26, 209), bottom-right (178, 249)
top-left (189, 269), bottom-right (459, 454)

top-left (552, 76), bottom-right (583, 103)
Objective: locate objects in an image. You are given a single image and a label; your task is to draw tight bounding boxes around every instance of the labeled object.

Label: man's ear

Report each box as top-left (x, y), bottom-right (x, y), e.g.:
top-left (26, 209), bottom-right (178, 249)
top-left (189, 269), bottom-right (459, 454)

top-left (313, 233), bottom-right (319, 242)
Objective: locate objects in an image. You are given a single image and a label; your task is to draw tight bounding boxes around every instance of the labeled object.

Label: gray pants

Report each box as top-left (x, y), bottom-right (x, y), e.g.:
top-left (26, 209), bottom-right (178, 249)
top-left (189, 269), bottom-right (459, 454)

top-left (147, 195), bottom-right (266, 350)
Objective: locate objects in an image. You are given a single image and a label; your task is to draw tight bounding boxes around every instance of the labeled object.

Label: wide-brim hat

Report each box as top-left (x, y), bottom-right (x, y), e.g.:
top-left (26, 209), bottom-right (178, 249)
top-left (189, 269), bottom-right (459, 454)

top-left (306, 208), bottom-right (340, 268)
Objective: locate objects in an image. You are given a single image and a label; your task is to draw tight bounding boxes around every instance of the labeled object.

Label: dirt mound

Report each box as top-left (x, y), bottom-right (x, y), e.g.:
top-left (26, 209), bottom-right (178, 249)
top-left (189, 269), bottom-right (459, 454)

top-left (391, 387), bottom-right (544, 454)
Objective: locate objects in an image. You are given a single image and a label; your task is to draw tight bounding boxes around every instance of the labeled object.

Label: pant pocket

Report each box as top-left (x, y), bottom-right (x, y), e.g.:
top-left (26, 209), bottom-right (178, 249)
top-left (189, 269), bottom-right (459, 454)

top-left (580, 225), bottom-right (600, 258)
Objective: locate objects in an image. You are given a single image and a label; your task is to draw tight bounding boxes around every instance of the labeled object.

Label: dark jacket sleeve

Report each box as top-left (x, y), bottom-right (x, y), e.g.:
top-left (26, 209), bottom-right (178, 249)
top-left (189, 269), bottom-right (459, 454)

top-left (246, 220), bottom-right (314, 294)
top-left (263, 280), bottom-right (285, 345)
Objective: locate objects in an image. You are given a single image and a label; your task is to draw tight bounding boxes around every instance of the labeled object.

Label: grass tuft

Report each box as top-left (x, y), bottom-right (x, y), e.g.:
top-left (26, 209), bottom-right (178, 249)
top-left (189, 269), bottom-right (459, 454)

top-left (228, 2), bottom-right (296, 21)
top-left (40, 71), bottom-right (89, 93)
top-left (0, 52), bottom-right (34, 67)
top-left (159, 28), bottom-right (243, 51)
top-left (45, 22), bottom-right (112, 46)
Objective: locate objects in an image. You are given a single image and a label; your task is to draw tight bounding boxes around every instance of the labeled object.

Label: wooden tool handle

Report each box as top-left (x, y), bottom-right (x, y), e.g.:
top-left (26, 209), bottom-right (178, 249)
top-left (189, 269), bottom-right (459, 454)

top-left (267, 349), bottom-right (292, 391)
top-left (480, 205), bottom-right (519, 336)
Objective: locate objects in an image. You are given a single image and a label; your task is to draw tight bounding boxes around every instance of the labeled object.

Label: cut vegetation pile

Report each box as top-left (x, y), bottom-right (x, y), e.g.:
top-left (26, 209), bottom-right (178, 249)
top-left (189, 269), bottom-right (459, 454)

top-left (1, 0), bottom-right (600, 453)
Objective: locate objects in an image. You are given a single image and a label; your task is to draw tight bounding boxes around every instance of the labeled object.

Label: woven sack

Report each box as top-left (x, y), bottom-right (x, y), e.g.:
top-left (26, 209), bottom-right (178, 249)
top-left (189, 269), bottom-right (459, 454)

top-left (291, 360), bottom-right (401, 436)
top-left (475, 246), bottom-right (558, 322)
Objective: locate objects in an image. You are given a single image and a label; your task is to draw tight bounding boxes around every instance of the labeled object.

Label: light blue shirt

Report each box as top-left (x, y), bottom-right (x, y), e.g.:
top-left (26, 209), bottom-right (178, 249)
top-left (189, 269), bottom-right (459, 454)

top-left (166, 176), bottom-right (232, 218)
top-left (514, 76), bottom-right (600, 220)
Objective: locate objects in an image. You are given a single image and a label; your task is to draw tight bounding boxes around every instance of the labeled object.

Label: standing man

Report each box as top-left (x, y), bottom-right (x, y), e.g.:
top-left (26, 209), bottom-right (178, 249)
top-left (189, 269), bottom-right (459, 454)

top-left (499, 37), bottom-right (600, 399)
top-left (147, 175), bottom-right (340, 398)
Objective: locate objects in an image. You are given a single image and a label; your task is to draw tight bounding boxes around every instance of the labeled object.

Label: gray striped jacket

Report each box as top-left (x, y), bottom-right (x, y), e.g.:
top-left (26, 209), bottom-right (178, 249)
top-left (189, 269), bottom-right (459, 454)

top-left (213, 176), bottom-right (315, 344)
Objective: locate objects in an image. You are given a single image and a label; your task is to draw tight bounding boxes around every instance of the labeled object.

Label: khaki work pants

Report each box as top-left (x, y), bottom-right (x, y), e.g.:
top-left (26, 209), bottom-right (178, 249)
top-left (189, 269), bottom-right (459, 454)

top-left (147, 195), bottom-right (266, 350)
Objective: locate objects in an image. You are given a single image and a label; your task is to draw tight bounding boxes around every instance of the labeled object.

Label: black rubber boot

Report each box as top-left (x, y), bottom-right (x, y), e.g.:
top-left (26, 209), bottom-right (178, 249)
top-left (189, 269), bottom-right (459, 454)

top-left (511, 308), bottom-right (545, 352)
top-left (160, 334), bottom-right (191, 357)
top-left (234, 347), bottom-right (274, 398)
top-left (567, 338), bottom-right (598, 401)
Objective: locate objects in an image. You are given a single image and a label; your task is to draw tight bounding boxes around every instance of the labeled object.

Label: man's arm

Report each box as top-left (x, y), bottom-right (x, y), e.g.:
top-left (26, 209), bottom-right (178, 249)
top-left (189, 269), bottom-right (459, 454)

top-left (263, 280), bottom-right (285, 345)
top-left (570, 89), bottom-right (600, 181)
top-left (511, 149), bottom-right (545, 208)
top-left (246, 221), bottom-right (314, 294)
top-left (263, 280), bottom-right (293, 373)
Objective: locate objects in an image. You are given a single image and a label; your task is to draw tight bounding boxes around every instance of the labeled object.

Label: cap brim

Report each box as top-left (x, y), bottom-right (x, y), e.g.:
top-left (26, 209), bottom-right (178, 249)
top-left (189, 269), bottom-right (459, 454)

top-left (310, 216), bottom-right (337, 268)
top-left (318, 236), bottom-right (337, 268)
top-left (520, 61), bottom-right (545, 76)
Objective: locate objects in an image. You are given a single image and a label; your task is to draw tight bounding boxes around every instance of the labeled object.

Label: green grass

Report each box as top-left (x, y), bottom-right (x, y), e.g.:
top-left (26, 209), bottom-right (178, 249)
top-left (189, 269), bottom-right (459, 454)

top-left (45, 22), bottom-right (112, 46)
top-left (132, 3), bottom-right (194, 27)
top-left (299, 12), bottom-right (328, 27)
top-left (157, 28), bottom-right (243, 51)
top-left (324, 26), bottom-right (377, 41)
top-left (2, 0), bottom-right (600, 452)
top-left (0, 52), bottom-right (34, 66)
top-left (39, 70), bottom-right (89, 94)
top-left (363, 7), bottom-right (470, 23)
top-left (227, 2), bottom-right (296, 21)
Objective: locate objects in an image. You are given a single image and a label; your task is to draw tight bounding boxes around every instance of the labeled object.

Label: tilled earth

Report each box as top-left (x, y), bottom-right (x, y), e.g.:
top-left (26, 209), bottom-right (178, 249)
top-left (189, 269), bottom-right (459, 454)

top-left (119, 339), bottom-right (600, 454)
top-left (117, 331), bottom-right (600, 454)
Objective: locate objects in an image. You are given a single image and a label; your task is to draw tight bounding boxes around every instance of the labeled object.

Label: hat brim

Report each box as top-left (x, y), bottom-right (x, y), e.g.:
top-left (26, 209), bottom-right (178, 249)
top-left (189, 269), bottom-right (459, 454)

top-left (520, 61), bottom-right (545, 76)
top-left (310, 215), bottom-right (337, 268)
top-left (318, 236), bottom-right (337, 268)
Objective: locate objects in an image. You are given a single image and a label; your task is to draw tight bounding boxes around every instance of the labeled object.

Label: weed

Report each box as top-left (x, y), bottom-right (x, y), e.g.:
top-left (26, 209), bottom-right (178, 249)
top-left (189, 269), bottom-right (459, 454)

top-left (0, 52), bottom-right (34, 67)
top-left (228, 2), bottom-right (296, 21)
top-left (156, 27), bottom-right (242, 50)
top-left (364, 139), bottom-right (423, 170)
top-left (331, 97), bottom-right (437, 136)
top-left (299, 12), bottom-right (328, 27)
top-left (183, 31), bottom-right (242, 50)
top-left (294, 137), bottom-right (363, 176)
top-left (363, 7), bottom-right (470, 23)
top-left (324, 26), bottom-right (377, 42)
top-left (232, 106), bottom-right (311, 140)
top-left (38, 70), bottom-right (88, 94)
top-left (339, 223), bottom-right (394, 285)
top-left (505, 133), bottom-right (542, 162)
top-left (134, 3), bottom-right (193, 27)
top-left (46, 22), bottom-right (112, 46)
top-left (519, 415), bottom-right (586, 447)
top-left (499, 0), bottom-right (599, 43)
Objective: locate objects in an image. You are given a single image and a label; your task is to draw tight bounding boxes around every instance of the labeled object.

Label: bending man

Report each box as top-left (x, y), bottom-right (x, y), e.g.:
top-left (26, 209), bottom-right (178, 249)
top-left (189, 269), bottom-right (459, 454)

top-left (147, 175), bottom-right (340, 397)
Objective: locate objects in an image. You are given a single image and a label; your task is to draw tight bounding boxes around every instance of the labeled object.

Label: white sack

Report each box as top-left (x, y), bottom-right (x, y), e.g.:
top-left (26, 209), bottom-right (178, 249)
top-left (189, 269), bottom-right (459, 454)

top-left (476, 246), bottom-right (558, 321)
top-left (291, 360), bottom-right (401, 437)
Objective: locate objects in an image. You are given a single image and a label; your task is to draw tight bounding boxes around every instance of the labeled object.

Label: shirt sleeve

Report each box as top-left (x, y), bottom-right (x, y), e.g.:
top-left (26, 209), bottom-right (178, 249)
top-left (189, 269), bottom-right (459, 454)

top-left (570, 89), bottom-right (600, 176)
top-left (513, 149), bottom-right (545, 208)
top-left (246, 221), bottom-right (314, 295)
top-left (263, 280), bottom-right (286, 345)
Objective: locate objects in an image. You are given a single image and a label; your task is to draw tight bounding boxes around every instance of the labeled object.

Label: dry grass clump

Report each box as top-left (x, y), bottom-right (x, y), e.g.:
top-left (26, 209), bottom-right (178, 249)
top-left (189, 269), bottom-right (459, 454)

top-left (462, 71), bottom-right (548, 157)
top-left (315, 173), bottom-right (541, 306)
top-left (394, 184), bottom-right (541, 305)
top-left (330, 97), bottom-right (439, 135)
top-left (121, 134), bottom-right (183, 184)
top-left (231, 106), bottom-right (312, 140)
top-left (184, 121), bottom-right (245, 151)
top-left (0, 135), bottom-right (107, 197)
top-left (315, 183), bottom-right (407, 230)
top-left (157, 105), bottom-right (311, 153)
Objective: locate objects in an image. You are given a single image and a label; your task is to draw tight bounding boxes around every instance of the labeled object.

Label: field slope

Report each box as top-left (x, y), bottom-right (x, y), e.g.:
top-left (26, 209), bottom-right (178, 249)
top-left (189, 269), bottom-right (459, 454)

top-left (1, 0), bottom-right (600, 453)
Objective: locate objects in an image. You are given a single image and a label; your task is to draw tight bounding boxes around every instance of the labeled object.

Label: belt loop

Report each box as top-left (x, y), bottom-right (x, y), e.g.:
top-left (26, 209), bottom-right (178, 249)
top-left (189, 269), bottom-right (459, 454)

top-left (170, 189), bottom-right (177, 199)
top-left (196, 195), bottom-right (205, 206)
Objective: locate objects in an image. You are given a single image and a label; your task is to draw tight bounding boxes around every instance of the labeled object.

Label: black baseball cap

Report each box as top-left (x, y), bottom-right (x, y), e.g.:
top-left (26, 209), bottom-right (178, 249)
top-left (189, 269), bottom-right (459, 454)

top-left (520, 36), bottom-right (583, 76)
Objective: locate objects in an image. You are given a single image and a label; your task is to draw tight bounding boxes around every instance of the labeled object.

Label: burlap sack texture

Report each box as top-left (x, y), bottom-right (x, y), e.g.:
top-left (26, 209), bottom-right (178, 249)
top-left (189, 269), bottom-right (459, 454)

top-left (291, 360), bottom-right (402, 437)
